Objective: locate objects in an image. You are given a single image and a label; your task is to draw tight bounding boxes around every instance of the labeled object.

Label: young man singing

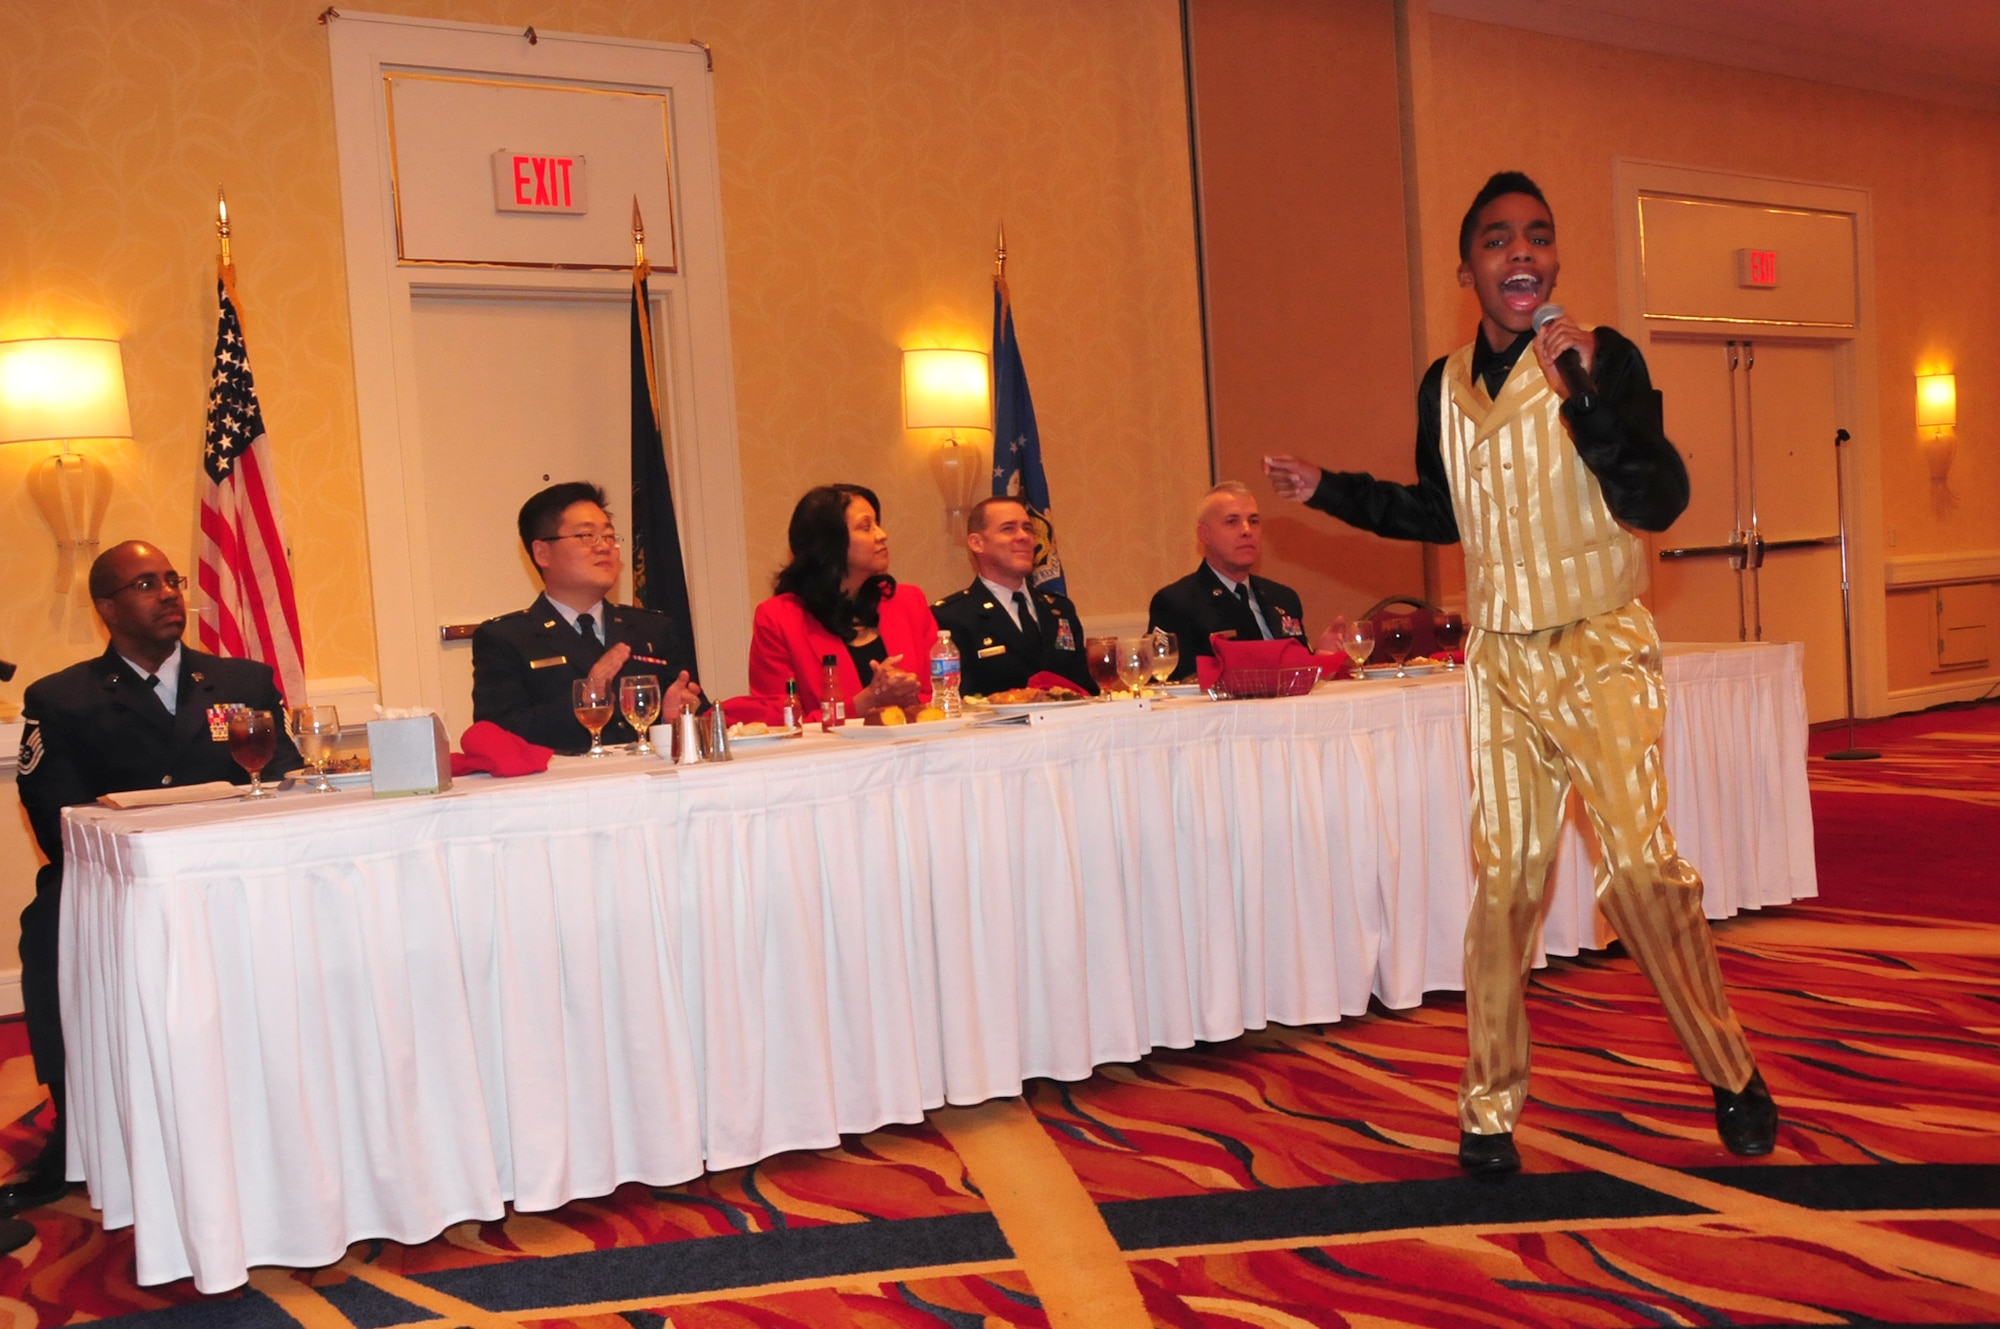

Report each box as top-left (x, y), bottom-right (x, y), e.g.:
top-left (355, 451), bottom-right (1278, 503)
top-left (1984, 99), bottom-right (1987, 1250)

top-left (1266, 172), bottom-right (1777, 1174)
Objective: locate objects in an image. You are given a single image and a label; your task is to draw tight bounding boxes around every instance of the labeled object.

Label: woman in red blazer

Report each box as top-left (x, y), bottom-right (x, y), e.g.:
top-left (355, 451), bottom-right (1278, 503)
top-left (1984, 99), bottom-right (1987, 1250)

top-left (741, 484), bottom-right (937, 724)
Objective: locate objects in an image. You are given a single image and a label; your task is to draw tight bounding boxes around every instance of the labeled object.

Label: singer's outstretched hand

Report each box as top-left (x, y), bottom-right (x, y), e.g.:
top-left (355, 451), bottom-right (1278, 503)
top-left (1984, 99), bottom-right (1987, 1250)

top-left (1263, 455), bottom-right (1323, 503)
top-left (1532, 312), bottom-right (1596, 399)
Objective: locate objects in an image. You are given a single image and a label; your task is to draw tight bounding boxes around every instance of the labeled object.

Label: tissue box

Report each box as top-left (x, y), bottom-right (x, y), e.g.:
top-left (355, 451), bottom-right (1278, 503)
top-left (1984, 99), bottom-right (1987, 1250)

top-left (366, 715), bottom-right (453, 797)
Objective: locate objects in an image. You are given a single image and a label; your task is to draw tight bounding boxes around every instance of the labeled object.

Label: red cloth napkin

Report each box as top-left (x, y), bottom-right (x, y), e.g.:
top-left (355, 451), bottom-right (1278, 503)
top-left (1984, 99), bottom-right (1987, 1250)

top-left (1026, 670), bottom-right (1087, 694)
top-left (452, 721), bottom-right (554, 777)
top-left (720, 693), bottom-right (785, 727)
top-left (1313, 650), bottom-right (1354, 680)
top-left (1197, 636), bottom-right (1319, 690)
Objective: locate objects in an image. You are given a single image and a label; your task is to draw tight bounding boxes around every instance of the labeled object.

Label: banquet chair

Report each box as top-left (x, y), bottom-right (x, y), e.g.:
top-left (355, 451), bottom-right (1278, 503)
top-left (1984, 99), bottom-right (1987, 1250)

top-left (1363, 595), bottom-right (1442, 658)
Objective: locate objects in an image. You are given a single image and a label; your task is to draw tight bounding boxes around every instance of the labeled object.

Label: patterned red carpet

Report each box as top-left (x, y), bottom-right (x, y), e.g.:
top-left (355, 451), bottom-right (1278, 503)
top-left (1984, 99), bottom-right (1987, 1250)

top-left (1, 701), bottom-right (1995, 1326)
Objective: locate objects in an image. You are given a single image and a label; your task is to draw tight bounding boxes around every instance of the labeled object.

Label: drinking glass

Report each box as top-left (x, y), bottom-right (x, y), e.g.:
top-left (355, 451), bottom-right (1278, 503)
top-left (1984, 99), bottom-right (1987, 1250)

top-left (573, 678), bottom-right (614, 757)
top-left (1341, 618), bottom-right (1376, 670)
top-left (227, 707), bottom-right (278, 799)
top-left (1147, 630), bottom-right (1180, 685)
top-left (1084, 636), bottom-right (1122, 694)
top-left (1115, 637), bottom-right (1153, 693)
top-left (1434, 611), bottom-right (1466, 668)
top-left (1383, 617), bottom-right (1416, 677)
top-left (620, 675), bottom-right (663, 754)
top-left (291, 704), bottom-right (340, 793)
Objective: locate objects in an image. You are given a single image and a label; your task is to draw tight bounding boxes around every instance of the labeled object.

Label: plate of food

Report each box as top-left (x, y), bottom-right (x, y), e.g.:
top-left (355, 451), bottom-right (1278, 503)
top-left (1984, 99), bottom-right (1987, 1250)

top-left (829, 706), bottom-right (978, 740)
top-left (1151, 681), bottom-right (1208, 699)
top-left (1359, 658), bottom-right (1444, 679)
top-left (983, 684), bottom-right (1092, 715)
top-left (724, 721), bottom-right (801, 748)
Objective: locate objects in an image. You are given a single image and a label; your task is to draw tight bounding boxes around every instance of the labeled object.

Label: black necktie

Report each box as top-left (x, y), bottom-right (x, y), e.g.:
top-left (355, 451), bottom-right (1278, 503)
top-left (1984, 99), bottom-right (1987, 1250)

top-left (576, 612), bottom-right (597, 646)
top-left (1012, 590), bottom-right (1034, 635)
top-left (1235, 582), bottom-right (1267, 639)
top-left (143, 674), bottom-right (169, 714)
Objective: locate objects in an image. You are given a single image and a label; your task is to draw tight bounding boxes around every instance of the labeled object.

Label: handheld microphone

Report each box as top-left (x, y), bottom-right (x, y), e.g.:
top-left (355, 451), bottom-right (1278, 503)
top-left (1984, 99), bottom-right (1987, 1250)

top-left (1531, 303), bottom-right (1596, 409)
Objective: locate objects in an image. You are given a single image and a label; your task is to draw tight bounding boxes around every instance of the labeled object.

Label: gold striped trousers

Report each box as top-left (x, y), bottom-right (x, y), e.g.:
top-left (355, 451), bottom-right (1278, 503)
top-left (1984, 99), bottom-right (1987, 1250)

top-left (1458, 601), bottom-right (1759, 1135)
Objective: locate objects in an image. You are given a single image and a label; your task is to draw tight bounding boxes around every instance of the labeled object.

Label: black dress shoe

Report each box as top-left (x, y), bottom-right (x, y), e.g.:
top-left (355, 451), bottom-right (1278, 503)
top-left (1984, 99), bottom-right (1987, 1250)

top-left (1458, 1130), bottom-right (1521, 1175)
top-left (1714, 1070), bottom-right (1779, 1156)
top-left (0, 1168), bottom-right (67, 1216)
top-left (0, 1138), bottom-right (69, 1217)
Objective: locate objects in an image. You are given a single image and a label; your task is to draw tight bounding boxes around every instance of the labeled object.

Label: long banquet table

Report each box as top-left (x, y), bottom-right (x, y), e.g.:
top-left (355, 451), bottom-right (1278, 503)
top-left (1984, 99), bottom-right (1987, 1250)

top-left (61, 642), bottom-right (1816, 1291)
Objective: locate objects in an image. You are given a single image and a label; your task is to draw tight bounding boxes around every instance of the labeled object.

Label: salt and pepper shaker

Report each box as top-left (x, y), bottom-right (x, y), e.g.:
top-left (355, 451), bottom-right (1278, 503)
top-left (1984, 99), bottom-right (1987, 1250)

top-left (703, 702), bottom-right (731, 762)
top-left (676, 706), bottom-right (705, 766)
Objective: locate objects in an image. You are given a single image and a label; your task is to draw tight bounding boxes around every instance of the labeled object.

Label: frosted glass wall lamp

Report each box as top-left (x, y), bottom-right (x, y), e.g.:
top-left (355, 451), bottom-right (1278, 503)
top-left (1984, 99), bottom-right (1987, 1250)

top-left (0, 337), bottom-right (130, 595)
top-left (902, 347), bottom-right (990, 530)
top-left (1916, 372), bottom-right (1956, 482)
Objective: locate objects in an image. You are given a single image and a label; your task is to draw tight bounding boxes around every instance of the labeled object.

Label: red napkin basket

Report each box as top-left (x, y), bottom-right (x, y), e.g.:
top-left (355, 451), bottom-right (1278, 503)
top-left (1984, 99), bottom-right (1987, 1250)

top-left (1199, 636), bottom-right (1323, 698)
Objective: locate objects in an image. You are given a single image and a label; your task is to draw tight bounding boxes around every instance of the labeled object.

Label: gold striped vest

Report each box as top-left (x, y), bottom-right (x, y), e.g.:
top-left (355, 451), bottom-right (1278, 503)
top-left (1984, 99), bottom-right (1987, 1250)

top-left (1438, 344), bottom-right (1647, 634)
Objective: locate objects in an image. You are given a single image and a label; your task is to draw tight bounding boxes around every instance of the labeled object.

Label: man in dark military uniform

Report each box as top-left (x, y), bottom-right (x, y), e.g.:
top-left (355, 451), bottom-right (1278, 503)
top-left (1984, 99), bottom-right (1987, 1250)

top-left (930, 495), bottom-right (1097, 697)
top-left (1147, 481), bottom-right (1311, 679)
top-left (472, 481), bottom-right (700, 753)
top-left (11, 540), bottom-right (298, 1222)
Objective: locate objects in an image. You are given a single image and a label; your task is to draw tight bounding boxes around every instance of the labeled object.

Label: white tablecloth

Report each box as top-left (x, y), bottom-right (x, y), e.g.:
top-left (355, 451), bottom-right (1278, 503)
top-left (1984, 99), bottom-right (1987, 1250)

top-left (60, 642), bottom-right (1815, 1291)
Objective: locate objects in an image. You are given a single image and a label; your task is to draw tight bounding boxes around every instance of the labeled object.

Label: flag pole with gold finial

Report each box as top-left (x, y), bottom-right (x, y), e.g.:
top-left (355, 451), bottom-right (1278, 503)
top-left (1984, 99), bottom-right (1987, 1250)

top-left (632, 196), bottom-right (661, 433)
top-left (994, 220), bottom-right (1006, 282)
top-left (632, 195), bottom-right (647, 276)
top-left (217, 186), bottom-right (246, 334)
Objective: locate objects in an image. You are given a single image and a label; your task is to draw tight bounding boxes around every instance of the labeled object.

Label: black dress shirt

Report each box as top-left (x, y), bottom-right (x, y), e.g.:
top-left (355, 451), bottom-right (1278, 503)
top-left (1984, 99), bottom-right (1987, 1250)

top-left (1305, 324), bottom-right (1689, 541)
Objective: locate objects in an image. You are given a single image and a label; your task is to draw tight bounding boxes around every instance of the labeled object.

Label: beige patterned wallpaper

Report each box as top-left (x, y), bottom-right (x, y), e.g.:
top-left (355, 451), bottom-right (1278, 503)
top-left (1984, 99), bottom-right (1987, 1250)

top-left (0, 0), bottom-right (1210, 717)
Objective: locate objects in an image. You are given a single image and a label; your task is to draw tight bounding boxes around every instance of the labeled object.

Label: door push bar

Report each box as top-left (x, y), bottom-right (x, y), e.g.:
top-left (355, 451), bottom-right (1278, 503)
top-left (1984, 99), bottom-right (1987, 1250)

top-left (1659, 531), bottom-right (1839, 570)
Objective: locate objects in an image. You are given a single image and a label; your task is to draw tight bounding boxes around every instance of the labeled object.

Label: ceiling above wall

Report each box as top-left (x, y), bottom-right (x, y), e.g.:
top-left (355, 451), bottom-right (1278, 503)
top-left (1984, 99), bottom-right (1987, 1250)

top-left (1430, 0), bottom-right (2000, 113)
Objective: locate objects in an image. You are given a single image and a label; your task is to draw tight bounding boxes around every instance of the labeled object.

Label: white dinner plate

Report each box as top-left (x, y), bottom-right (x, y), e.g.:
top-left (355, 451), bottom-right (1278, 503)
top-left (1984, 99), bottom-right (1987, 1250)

top-left (728, 728), bottom-right (804, 748)
top-left (829, 717), bottom-right (979, 741)
top-left (985, 697), bottom-right (1094, 716)
top-left (1152, 682), bottom-right (1208, 699)
top-left (285, 768), bottom-right (372, 790)
top-left (1359, 663), bottom-right (1442, 679)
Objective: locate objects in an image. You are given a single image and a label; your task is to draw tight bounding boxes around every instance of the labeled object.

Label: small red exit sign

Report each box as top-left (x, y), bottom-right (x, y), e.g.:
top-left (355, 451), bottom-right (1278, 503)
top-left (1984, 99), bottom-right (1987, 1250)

top-left (491, 151), bottom-right (589, 215)
top-left (1736, 248), bottom-right (1778, 288)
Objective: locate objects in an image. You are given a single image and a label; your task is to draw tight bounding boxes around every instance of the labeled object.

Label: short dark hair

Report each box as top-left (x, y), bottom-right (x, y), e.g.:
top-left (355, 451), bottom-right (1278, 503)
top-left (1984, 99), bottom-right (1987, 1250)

top-left (774, 484), bottom-right (891, 639)
top-left (87, 540), bottom-right (163, 600)
top-left (1458, 171), bottom-right (1550, 262)
top-left (87, 545), bottom-right (131, 600)
top-left (517, 482), bottom-right (609, 565)
top-left (966, 494), bottom-right (1028, 539)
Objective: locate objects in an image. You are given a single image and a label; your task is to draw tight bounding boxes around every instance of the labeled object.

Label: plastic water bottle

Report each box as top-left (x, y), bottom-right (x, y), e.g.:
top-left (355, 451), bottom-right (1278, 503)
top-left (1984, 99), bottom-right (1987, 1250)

top-left (930, 631), bottom-right (962, 718)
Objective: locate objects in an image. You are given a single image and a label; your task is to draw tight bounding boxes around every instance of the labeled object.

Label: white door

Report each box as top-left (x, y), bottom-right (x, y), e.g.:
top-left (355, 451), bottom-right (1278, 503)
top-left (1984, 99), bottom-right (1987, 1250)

top-left (328, 13), bottom-right (750, 727)
top-left (1648, 336), bottom-right (1850, 722)
top-left (410, 292), bottom-right (641, 740)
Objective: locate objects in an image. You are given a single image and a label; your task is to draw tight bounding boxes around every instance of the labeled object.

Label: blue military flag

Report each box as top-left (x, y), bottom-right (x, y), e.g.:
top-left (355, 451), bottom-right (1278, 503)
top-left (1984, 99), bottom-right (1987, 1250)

top-left (991, 274), bottom-right (1065, 594)
top-left (630, 251), bottom-right (699, 669)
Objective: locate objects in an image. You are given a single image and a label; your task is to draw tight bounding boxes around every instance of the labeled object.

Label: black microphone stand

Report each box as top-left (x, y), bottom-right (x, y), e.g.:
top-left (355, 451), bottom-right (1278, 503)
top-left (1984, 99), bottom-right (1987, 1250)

top-left (1824, 428), bottom-right (1879, 761)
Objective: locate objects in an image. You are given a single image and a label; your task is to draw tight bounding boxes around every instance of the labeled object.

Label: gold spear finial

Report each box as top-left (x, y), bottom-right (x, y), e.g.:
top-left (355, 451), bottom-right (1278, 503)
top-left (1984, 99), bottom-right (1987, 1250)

top-left (994, 221), bottom-right (1007, 281)
top-left (632, 195), bottom-right (646, 269)
top-left (217, 187), bottom-right (232, 268)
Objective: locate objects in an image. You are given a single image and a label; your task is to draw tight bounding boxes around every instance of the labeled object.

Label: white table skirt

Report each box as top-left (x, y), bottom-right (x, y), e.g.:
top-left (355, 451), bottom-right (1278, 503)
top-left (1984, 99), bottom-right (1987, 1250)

top-left (60, 642), bottom-right (1815, 1291)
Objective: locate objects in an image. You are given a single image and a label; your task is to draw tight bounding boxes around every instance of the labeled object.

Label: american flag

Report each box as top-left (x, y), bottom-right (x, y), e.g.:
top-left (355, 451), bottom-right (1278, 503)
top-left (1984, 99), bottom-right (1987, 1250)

top-left (194, 263), bottom-right (306, 703)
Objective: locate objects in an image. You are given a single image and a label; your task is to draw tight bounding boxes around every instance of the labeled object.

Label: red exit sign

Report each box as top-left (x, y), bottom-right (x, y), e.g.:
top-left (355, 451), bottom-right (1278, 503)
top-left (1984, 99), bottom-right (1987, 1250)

top-left (491, 151), bottom-right (589, 214)
top-left (1736, 248), bottom-right (1778, 288)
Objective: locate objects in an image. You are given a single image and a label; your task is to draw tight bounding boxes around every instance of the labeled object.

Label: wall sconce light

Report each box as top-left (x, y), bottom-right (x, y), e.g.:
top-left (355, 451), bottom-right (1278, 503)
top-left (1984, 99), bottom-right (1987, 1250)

top-left (902, 347), bottom-right (990, 530)
top-left (0, 337), bottom-right (130, 596)
top-left (1915, 371), bottom-right (1956, 483)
